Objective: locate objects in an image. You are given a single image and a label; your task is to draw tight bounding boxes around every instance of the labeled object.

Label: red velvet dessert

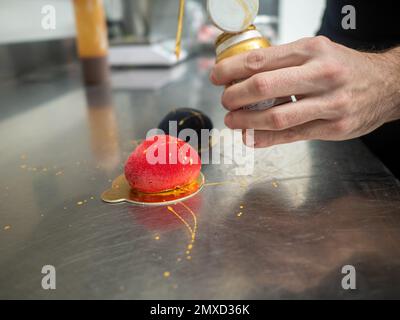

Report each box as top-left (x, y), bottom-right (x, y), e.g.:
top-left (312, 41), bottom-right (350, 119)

top-left (125, 135), bottom-right (201, 193)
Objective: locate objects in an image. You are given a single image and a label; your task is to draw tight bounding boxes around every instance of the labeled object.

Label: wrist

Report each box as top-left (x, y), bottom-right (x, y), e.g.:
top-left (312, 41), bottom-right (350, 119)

top-left (379, 48), bottom-right (400, 122)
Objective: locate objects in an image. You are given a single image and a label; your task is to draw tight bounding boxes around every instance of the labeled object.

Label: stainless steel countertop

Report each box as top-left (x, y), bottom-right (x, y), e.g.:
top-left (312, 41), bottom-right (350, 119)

top-left (1, 57), bottom-right (400, 299)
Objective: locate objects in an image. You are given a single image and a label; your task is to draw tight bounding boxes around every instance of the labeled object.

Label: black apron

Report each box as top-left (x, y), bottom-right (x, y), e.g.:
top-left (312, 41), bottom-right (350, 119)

top-left (318, 0), bottom-right (400, 178)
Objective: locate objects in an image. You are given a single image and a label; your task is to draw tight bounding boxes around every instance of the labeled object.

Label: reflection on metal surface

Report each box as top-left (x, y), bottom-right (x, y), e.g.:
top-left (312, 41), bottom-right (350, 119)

top-left (101, 172), bottom-right (205, 206)
top-left (2, 57), bottom-right (400, 299)
top-left (85, 84), bottom-right (121, 172)
top-left (129, 196), bottom-right (201, 279)
top-left (129, 194), bottom-right (202, 232)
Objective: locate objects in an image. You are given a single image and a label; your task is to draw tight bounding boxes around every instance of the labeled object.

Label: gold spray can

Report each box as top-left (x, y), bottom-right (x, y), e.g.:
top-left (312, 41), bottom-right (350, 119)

top-left (215, 25), bottom-right (293, 110)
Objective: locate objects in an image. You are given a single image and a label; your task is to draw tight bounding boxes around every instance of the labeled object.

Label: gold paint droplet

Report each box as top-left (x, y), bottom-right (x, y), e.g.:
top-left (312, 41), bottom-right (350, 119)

top-left (186, 250), bottom-right (190, 255)
top-left (77, 201), bottom-right (83, 206)
top-left (3, 225), bottom-right (11, 231)
top-left (272, 181), bottom-right (279, 188)
top-left (163, 271), bottom-right (171, 278)
top-left (187, 244), bottom-right (193, 250)
top-left (42, 168), bottom-right (48, 172)
top-left (240, 205), bottom-right (244, 209)
top-left (90, 196), bottom-right (95, 200)
top-left (237, 212), bottom-right (243, 217)
top-left (155, 235), bottom-right (160, 240)
top-left (177, 257), bottom-right (182, 262)
top-left (186, 256), bottom-right (192, 260)
top-left (55, 171), bottom-right (63, 176)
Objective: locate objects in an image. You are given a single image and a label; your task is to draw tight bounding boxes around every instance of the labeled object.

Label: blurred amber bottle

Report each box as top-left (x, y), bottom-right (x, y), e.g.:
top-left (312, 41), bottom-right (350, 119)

top-left (73, 0), bottom-right (109, 85)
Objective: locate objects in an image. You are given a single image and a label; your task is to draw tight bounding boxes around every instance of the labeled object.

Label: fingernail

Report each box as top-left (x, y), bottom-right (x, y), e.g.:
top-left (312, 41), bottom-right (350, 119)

top-left (244, 130), bottom-right (255, 147)
top-left (224, 113), bottom-right (233, 127)
top-left (209, 71), bottom-right (215, 82)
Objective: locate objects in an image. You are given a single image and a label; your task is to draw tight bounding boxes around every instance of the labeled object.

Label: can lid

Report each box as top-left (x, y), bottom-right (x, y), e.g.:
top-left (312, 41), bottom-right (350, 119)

top-left (207, 0), bottom-right (259, 33)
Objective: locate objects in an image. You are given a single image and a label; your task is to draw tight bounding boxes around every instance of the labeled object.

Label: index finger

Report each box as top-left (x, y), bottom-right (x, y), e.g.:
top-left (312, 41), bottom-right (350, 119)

top-left (210, 38), bottom-right (311, 86)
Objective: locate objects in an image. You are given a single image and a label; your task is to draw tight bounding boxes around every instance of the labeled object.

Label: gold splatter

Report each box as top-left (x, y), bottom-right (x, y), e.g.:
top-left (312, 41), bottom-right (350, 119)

top-left (155, 235), bottom-right (160, 240)
top-left (90, 196), bottom-right (95, 200)
top-left (237, 212), bottom-right (243, 217)
top-left (272, 181), bottom-right (279, 188)
top-left (204, 181), bottom-right (234, 187)
top-left (166, 203), bottom-right (198, 262)
top-left (240, 205), bottom-right (244, 209)
top-left (77, 201), bottom-right (84, 206)
top-left (83, 200), bottom-right (87, 203)
top-left (239, 179), bottom-right (248, 188)
top-left (177, 257), bottom-right (182, 262)
top-left (3, 225), bottom-right (11, 231)
top-left (163, 271), bottom-right (171, 278)
top-left (167, 206), bottom-right (194, 235)
top-left (42, 168), bottom-right (48, 172)
top-left (55, 171), bottom-right (63, 176)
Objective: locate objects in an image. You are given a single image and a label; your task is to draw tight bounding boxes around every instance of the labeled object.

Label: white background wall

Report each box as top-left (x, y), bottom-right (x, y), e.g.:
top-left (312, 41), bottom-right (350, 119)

top-left (0, 0), bottom-right (75, 44)
top-left (279, 0), bottom-right (326, 44)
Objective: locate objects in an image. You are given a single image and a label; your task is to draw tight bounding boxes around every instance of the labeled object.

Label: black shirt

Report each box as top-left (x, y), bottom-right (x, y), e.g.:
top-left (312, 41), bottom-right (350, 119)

top-left (318, 0), bottom-right (400, 50)
top-left (318, 0), bottom-right (400, 178)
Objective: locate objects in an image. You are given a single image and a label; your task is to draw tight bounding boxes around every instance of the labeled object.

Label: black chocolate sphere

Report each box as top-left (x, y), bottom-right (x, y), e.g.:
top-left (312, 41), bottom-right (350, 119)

top-left (158, 108), bottom-right (213, 152)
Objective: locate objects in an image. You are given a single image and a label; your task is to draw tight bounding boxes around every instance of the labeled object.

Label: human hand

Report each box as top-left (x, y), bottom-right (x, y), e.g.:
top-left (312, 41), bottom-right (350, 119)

top-left (210, 36), bottom-right (400, 147)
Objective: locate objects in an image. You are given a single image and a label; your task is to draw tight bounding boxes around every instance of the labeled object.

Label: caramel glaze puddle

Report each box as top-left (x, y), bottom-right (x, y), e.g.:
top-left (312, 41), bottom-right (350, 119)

top-left (101, 172), bottom-right (204, 206)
